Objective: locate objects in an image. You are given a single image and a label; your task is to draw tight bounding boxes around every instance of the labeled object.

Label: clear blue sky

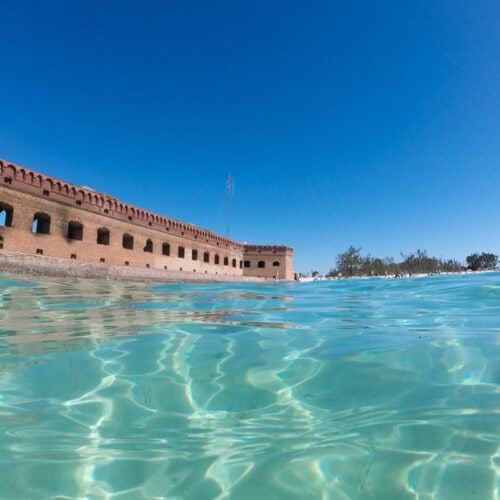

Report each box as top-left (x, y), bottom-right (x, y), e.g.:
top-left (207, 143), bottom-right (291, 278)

top-left (1, 1), bottom-right (498, 273)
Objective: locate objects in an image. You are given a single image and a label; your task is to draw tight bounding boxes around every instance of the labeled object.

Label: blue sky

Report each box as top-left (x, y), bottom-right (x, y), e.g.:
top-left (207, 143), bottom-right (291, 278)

top-left (1, 1), bottom-right (498, 274)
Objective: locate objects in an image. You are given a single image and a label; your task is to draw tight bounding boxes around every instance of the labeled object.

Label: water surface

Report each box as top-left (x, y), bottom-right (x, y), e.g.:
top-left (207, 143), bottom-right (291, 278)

top-left (0, 272), bottom-right (499, 498)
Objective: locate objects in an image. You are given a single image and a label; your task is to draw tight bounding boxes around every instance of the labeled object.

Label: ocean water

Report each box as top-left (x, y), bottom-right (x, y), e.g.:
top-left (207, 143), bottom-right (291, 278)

top-left (0, 272), bottom-right (498, 499)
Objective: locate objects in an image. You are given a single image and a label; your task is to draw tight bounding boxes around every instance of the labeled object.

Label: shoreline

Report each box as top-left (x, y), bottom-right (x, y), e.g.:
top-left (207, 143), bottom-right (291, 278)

top-left (298, 269), bottom-right (497, 282)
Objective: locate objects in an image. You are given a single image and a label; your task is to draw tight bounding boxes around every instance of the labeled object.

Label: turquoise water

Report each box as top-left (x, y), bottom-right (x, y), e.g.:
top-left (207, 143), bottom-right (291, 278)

top-left (0, 272), bottom-right (499, 499)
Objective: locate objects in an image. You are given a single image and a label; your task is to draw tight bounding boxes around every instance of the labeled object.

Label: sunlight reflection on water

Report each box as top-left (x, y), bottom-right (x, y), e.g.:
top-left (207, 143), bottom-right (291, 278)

top-left (0, 272), bottom-right (499, 498)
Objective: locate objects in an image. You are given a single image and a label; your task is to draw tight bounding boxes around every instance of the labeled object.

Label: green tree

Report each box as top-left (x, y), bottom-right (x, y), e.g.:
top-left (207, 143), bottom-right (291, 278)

top-left (439, 258), bottom-right (462, 273)
top-left (336, 246), bottom-right (362, 277)
top-left (384, 256), bottom-right (398, 276)
top-left (466, 252), bottom-right (498, 271)
top-left (372, 258), bottom-right (386, 276)
top-left (361, 255), bottom-right (373, 276)
top-left (400, 249), bottom-right (439, 274)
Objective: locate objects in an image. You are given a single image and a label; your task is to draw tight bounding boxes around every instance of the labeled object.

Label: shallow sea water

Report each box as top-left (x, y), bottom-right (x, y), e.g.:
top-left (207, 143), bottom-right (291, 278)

top-left (0, 272), bottom-right (499, 499)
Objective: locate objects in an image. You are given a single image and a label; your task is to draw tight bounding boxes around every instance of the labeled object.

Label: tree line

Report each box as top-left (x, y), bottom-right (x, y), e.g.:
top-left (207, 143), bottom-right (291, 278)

top-left (327, 246), bottom-right (498, 278)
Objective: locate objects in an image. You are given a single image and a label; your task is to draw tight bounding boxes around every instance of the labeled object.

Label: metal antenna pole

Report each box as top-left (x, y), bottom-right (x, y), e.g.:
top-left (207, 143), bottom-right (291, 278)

top-left (225, 172), bottom-right (234, 238)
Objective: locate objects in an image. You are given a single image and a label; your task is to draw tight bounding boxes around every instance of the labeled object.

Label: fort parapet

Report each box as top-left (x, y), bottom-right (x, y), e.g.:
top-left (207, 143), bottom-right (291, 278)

top-left (0, 159), bottom-right (293, 281)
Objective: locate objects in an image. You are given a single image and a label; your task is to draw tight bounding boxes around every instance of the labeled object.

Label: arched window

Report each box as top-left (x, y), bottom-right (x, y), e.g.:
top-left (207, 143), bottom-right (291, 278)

top-left (258, 261), bottom-right (266, 268)
top-left (123, 233), bottom-right (134, 250)
top-left (192, 249), bottom-right (198, 261)
top-left (178, 246), bottom-right (185, 258)
top-left (244, 260), bottom-right (251, 268)
top-left (223, 256), bottom-right (229, 266)
top-left (67, 221), bottom-right (83, 240)
top-left (144, 239), bottom-right (153, 253)
top-left (32, 212), bottom-right (51, 234)
top-left (272, 261), bottom-right (280, 267)
top-left (97, 227), bottom-right (110, 245)
top-left (203, 252), bottom-right (209, 263)
top-left (232, 258), bottom-right (237, 268)
top-left (162, 242), bottom-right (170, 256)
top-left (0, 203), bottom-right (13, 227)
top-left (214, 254), bottom-right (220, 265)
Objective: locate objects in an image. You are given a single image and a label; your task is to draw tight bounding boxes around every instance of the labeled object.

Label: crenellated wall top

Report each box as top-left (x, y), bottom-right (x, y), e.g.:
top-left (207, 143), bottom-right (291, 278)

top-left (0, 159), bottom-right (243, 249)
top-left (243, 245), bottom-right (293, 254)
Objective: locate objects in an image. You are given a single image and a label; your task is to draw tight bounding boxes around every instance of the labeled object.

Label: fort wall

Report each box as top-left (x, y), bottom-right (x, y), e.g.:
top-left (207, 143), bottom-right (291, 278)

top-left (242, 245), bottom-right (294, 280)
top-left (0, 159), bottom-right (294, 281)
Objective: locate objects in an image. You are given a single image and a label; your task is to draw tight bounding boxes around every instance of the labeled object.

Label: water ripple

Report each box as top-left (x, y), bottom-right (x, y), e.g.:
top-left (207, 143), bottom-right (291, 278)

top-left (0, 272), bottom-right (499, 498)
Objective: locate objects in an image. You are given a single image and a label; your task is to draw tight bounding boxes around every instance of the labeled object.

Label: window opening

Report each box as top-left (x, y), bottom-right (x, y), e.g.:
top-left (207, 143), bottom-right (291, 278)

top-left (0, 203), bottom-right (13, 227)
top-left (67, 221), bottom-right (83, 240)
top-left (258, 261), bottom-right (266, 268)
top-left (32, 213), bottom-right (51, 234)
top-left (123, 233), bottom-right (134, 250)
top-left (203, 252), bottom-right (209, 263)
top-left (97, 228), bottom-right (110, 245)
top-left (144, 239), bottom-right (153, 253)
top-left (192, 249), bottom-right (198, 261)
top-left (162, 243), bottom-right (170, 256)
top-left (178, 246), bottom-right (185, 258)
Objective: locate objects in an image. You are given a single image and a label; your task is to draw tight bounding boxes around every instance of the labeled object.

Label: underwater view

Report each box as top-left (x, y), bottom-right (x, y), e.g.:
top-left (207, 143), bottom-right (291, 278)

top-left (0, 272), bottom-right (498, 499)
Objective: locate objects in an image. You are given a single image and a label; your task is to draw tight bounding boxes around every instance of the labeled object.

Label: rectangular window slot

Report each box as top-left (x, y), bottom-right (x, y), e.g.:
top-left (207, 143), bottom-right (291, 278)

top-left (104, 209), bottom-right (109, 214)
top-left (125, 261), bottom-right (129, 266)
top-left (71, 254), bottom-right (76, 259)
top-left (128, 216), bottom-right (132, 221)
top-left (146, 263), bottom-right (150, 268)
top-left (36, 248), bottom-right (43, 255)
top-left (76, 200), bottom-right (82, 206)
top-left (164, 265), bottom-right (167, 270)
top-left (100, 258), bottom-right (105, 263)
top-left (4, 177), bottom-right (12, 184)
top-left (43, 190), bottom-right (49, 196)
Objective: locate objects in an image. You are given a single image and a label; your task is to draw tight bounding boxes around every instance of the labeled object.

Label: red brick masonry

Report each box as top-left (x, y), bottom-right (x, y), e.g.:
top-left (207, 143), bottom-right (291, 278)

top-left (0, 159), bottom-right (293, 281)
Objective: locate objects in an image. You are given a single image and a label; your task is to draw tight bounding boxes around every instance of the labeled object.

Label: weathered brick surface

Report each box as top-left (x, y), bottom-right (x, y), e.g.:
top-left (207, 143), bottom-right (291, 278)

top-left (0, 250), bottom-right (265, 283)
top-left (0, 159), bottom-right (294, 280)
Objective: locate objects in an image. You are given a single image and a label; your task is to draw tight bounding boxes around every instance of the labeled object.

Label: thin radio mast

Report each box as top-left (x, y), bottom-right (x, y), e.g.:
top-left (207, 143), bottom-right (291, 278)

top-left (225, 172), bottom-right (234, 238)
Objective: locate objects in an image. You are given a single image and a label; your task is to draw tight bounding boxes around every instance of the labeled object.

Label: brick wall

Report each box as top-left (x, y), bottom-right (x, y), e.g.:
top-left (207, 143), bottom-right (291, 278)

top-left (0, 159), bottom-right (294, 280)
